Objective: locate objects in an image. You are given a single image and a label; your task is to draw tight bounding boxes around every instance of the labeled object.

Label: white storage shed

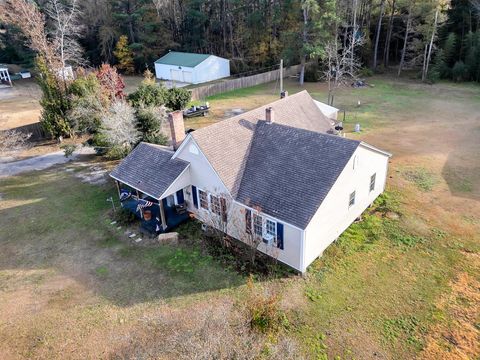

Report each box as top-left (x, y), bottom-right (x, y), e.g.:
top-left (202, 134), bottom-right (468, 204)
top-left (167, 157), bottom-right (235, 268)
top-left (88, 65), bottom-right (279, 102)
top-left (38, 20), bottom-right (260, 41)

top-left (154, 51), bottom-right (230, 85)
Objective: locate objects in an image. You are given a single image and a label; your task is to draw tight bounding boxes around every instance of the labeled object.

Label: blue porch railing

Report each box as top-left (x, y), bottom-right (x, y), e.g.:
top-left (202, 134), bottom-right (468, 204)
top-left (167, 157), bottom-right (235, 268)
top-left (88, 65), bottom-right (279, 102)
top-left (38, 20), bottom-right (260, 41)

top-left (120, 195), bottom-right (190, 234)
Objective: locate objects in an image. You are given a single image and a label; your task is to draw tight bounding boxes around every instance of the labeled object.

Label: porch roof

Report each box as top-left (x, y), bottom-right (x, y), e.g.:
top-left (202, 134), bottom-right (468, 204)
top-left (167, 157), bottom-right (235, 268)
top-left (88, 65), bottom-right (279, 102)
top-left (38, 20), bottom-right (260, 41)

top-left (110, 142), bottom-right (190, 199)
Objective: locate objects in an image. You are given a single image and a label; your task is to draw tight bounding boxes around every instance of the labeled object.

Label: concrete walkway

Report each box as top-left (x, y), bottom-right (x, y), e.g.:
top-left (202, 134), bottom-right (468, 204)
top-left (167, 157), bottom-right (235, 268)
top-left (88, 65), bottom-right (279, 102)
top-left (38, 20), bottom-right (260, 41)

top-left (0, 146), bottom-right (96, 177)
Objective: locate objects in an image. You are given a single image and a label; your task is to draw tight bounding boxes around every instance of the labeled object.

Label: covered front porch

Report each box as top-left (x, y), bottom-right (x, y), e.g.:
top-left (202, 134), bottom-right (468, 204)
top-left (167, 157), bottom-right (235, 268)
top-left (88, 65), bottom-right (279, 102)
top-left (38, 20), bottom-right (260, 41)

top-left (109, 142), bottom-right (192, 234)
top-left (116, 184), bottom-right (190, 234)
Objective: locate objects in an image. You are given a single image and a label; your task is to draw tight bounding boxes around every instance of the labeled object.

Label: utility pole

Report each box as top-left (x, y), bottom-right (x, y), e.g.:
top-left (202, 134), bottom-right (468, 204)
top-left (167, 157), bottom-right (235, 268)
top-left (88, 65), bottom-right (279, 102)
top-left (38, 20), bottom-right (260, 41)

top-left (279, 59), bottom-right (284, 95)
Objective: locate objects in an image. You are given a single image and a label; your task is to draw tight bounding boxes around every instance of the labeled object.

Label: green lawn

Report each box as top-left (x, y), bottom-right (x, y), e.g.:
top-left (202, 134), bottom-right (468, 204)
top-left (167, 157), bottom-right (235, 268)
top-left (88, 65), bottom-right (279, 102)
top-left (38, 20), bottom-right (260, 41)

top-left (1, 76), bottom-right (479, 359)
top-left (0, 169), bottom-right (242, 305)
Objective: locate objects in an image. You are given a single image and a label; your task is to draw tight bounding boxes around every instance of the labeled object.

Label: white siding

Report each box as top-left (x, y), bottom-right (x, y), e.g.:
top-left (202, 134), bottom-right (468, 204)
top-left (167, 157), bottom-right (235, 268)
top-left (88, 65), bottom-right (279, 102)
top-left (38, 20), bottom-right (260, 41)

top-left (174, 136), bottom-right (229, 209)
top-left (302, 145), bottom-right (390, 272)
top-left (314, 100), bottom-right (339, 120)
top-left (192, 56), bottom-right (230, 84)
top-left (173, 135), bottom-right (303, 271)
top-left (160, 166), bottom-right (192, 198)
top-left (226, 202), bottom-right (304, 271)
top-left (154, 55), bottom-right (230, 84)
top-left (154, 63), bottom-right (195, 82)
top-left (171, 135), bottom-right (389, 273)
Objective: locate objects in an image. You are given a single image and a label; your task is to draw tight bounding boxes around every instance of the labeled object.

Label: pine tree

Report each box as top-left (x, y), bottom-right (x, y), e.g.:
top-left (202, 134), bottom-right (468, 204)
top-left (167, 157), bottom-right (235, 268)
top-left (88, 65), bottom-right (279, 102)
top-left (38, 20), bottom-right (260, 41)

top-left (36, 56), bottom-right (72, 139)
top-left (113, 35), bottom-right (135, 74)
top-left (464, 31), bottom-right (480, 81)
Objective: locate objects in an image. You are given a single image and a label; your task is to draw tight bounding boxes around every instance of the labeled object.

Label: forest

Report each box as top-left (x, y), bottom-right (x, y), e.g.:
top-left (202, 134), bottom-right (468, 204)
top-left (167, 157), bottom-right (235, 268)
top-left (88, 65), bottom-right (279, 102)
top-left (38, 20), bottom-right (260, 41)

top-left (0, 0), bottom-right (479, 82)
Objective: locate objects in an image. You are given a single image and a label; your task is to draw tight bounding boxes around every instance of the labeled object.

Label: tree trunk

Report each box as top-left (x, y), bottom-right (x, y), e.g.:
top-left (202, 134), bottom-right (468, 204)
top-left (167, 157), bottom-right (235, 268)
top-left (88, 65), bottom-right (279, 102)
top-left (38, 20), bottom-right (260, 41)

top-left (397, 8), bottom-right (411, 77)
top-left (421, 43), bottom-right (428, 81)
top-left (350, 0), bottom-right (358, 75)
top-left (423, 8), bottom-right (439, 81)
top-left (300, 6), bottom-right (308, 85)
top-left (373, 0), bottom-right (386, 70)
top-left (300, 54), bottom-right (306, 85)
top-left (383, 0), bottom-right (396, 68)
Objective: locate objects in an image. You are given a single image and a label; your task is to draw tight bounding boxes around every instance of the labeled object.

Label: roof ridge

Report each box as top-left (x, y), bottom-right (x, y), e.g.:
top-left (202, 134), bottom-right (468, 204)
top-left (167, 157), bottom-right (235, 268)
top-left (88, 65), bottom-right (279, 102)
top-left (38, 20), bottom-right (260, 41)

top-left (140, 142), bottom-right (174, 152)
top-left (255, 120), bottom-right (361, 145)
top-left (192, 90), bottom-right (315, 137)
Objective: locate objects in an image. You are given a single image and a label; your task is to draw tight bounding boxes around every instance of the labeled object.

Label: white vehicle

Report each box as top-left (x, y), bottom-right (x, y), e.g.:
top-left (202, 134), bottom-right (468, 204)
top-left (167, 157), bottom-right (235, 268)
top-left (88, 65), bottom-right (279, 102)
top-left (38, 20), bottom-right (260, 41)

top-left (18, 70), bottom-right (31, 79)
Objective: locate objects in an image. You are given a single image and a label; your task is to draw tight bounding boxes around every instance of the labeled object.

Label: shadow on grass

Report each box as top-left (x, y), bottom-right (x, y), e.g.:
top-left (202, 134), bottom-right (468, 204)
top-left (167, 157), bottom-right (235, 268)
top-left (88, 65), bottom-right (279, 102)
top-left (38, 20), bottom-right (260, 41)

top-left (441, 139), bottom-right (480, 202)
top-left (0, 167), bottom-right (245, 306)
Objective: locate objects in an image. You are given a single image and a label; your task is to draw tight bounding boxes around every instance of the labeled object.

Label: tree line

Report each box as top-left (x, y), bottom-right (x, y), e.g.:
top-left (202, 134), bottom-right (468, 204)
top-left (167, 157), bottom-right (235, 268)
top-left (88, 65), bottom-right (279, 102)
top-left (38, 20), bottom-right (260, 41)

top-left (1, 0), bottom-right (479, 83)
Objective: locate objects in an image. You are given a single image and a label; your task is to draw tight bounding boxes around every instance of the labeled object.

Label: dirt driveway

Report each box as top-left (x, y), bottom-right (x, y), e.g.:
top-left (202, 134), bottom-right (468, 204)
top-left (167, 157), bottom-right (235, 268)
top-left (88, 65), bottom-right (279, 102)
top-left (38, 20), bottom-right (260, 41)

top-left (0, 76), bottom-right (144, 131)
top-left (0, 79), bottom-right (42, 131)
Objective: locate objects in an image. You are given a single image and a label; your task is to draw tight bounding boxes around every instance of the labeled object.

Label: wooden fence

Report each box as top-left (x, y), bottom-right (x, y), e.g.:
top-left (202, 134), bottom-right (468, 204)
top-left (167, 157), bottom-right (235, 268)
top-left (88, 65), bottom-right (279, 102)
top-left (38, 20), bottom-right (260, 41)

top-left (2, 122), bottom-right (48, 141)
top-left (190, 64), bottom-right (303, 100)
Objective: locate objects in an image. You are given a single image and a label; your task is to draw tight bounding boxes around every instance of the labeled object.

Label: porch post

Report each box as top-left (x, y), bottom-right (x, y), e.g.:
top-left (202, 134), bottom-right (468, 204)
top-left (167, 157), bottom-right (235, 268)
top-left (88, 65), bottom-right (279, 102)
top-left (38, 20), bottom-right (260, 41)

top-left (158, 200), bottom-right (167, 230)
top-left (135, 190), bottom-right (143, 217)
top-left (115, 180), bottom-right (121, 198)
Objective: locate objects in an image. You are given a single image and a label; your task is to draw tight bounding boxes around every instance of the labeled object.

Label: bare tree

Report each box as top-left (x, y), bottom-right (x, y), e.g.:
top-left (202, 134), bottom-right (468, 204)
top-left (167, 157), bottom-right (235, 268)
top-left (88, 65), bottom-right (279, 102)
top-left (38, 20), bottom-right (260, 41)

top-left (383, 0), bottom-right (396, 68)
top-left (398, 4), bottom-right (413, 77)
top-left (201, 195), bottom-right (278, 266)
top-left (0, 0), bottom-right (58, 69)
top-left (323, 34), bottom-right (364, 106)
top-left (0, 0), bottom-right (84, 73)
top-left (151, 0), bottom-right (168, 18)
top-left (45, 0), bottom-right (85, 70)
top-left (100, 101), bottom-right (140, 148)
top-left (422, 6), bottom-right (439, 81)
top-left (0, 130), bottom-right (32, 156)
top-left (373, 0), bottom-right (386, 70)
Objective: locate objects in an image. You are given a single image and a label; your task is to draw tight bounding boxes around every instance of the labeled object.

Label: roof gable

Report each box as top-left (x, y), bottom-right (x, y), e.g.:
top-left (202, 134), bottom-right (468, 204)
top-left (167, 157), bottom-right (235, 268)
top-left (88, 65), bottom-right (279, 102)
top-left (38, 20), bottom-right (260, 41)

top-left (155, 52), bottom-right (212, 67)
top-left (110, 142), bottom-right (189, 199)
top-left (191, 90), bottom-right (334, 196)
top-left (235, 121), bottom-right (360, 229)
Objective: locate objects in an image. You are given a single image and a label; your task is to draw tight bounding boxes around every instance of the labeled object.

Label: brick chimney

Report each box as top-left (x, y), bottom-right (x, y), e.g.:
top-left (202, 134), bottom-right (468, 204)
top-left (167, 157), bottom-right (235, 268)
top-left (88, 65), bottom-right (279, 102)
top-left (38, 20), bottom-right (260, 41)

top-left (280, 90), bottom-right (288, 99)
top-left (168, 110), bottom-right (186, 150)
top-left (266, 107), bottom-right (274, 124)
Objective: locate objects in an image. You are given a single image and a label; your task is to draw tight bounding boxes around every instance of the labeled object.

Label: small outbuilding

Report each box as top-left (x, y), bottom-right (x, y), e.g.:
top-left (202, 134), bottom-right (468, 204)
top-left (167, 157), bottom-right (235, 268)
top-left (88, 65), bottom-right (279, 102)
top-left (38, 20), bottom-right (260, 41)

top-left (154, 51), bottom-right (230, 84)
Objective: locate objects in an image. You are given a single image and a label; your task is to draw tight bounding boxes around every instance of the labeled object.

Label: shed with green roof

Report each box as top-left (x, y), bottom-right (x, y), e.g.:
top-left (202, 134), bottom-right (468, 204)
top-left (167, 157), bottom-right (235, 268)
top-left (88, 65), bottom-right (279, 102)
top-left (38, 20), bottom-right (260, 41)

top-left (154, 51), bottom-right (230, 84)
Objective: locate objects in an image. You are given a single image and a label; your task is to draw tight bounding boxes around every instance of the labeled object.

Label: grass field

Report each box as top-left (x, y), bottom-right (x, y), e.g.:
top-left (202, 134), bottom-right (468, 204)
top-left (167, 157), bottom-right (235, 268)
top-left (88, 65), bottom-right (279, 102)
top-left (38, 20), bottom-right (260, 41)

top-left (1, 75), bottom-right (479, 359)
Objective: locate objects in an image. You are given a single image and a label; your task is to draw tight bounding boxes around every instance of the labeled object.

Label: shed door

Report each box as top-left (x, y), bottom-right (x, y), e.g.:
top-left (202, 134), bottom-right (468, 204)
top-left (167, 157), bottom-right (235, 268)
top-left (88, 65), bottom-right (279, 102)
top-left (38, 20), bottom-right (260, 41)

top-left (182, 71), bottom-right (193, 83)
top-left (170, 69), bottom-right (182, 81)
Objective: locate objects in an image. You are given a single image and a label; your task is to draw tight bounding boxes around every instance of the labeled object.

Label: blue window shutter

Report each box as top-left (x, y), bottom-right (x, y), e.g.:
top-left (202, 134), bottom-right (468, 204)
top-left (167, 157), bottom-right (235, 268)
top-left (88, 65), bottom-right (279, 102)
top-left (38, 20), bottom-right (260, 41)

top-left (192, 186), bottom-right (198, 208)
top-left (220, 198), bottom-right (228, 222)
top-left (176, 189), bottom-right (185, 204)
top-left (276, 222), bottom-right (284, 250)
top-left (245, 209), bottom-right (252, 234)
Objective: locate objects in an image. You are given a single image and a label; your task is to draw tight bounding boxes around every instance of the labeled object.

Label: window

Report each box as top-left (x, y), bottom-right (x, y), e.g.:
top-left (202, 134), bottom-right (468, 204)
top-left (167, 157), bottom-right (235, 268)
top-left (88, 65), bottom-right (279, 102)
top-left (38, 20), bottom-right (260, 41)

top-left (370, 173), bottom-right (376, 192)
top-left (198, 190), bottom-right (208, 210)
top-left (189, 144), bottom-right (199, 155)
top-left (265, 219), bottom-right (276, 238)
top-left (210, 195), bottom-right (221, 215)
top-left (166, 195), bottom-right (175, 207)
top-left (253, 214), bottom-right (263, 236)
top-left (265, 219), bottom-right (276, 244)
top-left (349, 191), bottom-right (356, 207)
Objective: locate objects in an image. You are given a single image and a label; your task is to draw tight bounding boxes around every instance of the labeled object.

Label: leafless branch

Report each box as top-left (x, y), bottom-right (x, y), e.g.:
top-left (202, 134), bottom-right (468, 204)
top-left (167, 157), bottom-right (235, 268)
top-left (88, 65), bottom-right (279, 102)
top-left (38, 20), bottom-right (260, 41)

top-left (0, 130), bottom-right (32, 155)
top-left (100, 101), bottom-right (140, 148)
top-left (323, 33), bottom-right (364, 105)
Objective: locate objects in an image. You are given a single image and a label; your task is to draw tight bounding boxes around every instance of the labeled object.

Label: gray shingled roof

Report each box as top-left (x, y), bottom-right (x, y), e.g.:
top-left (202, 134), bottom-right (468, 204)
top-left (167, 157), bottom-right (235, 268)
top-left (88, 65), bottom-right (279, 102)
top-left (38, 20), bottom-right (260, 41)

top-left (192, 90), bottom-right (333, 196)
top-left (110, 142), bottom-right (189, 199)
top-left (236, 121), bottom-right (360, 229)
